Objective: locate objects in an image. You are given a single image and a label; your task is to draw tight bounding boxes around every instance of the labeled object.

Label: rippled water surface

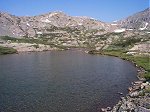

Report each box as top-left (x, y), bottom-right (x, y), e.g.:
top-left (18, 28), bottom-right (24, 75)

top-left (0, 50), bottom-right (137, 112)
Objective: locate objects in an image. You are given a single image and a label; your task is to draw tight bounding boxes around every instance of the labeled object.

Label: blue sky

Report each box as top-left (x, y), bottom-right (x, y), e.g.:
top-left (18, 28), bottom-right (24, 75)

top-left (0, 0), bottom-right (149, 22)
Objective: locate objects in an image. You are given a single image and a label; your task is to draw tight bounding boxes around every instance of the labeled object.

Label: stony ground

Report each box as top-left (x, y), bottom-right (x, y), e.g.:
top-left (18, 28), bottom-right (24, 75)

top-left (101, 80), bottom-right (150, 112)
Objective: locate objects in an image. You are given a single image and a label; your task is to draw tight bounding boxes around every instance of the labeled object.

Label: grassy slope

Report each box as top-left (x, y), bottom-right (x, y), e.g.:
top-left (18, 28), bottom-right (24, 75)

top-left (0, 36), bottom-right (50, 45)
top-left (0, 46), bottom-right (17, 54)
top-left (0, 36), bottom-right (69, 50)
top-left (102, 50), bottom-right (150, 80)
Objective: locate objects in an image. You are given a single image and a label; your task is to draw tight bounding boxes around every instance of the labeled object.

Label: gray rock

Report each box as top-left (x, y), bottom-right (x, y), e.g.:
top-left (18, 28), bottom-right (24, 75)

top-left (129, 91), bottom-right (140, 97)
top-left (0, 11), bottom-right (112, 37)
top-left (116, 8), bottom-right (150, 30)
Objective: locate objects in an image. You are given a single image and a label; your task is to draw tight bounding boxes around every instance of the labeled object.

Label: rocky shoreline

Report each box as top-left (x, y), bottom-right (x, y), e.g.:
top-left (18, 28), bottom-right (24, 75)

top-left (108, 80), bottom-right (150, 112)
top-left (100, 57), bottom-right (150, 112)
top-left (86, 50), bottom-right (150, 112)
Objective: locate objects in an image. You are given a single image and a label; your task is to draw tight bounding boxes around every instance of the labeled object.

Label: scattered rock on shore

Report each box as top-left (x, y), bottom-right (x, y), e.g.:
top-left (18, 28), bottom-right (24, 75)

top-left (102, 81), bottom-right (150, 112)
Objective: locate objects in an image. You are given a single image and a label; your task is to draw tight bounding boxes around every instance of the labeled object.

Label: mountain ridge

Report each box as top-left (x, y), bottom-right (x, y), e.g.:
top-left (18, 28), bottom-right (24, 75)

top-left (0, 8), bottom-right (149, 37)
top-left (116, 8), bottom-right (150, 30)
top-left (0, 11), bottom-right (113, 37)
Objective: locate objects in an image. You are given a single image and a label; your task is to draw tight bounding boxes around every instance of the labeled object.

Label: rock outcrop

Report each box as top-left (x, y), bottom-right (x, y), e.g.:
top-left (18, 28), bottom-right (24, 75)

top-left (0, 8), bottom-right (149, 38)
top-left (0, 11), bottom-right (113, 37)
top-left (102, 81), bottom-right (150, 112)
top-left (116, 8), bottom-right (150, 30)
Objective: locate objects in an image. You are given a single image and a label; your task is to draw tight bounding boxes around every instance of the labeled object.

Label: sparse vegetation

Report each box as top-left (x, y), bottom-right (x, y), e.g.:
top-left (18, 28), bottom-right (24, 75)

top-left (144, 73), bottom-right (150, 80)
top-left (101, 50), bottom-right (150, 80)
top-left (112, 38), bottom-right (141, 48)
top-left (0, 36), bottom-right (49, 45)
top-left (144, 86), bottom-right (150, 93)
top-left (0, 46), bottom-right (17, 54)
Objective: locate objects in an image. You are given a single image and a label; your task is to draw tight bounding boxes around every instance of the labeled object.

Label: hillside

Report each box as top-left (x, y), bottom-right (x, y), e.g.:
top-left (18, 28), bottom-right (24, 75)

top-left (0, 8), bottom-right (149, 54)
top-left (116, 8), bottom-right (150, 30)
top-left (0, 11), bottom-right (116, 37)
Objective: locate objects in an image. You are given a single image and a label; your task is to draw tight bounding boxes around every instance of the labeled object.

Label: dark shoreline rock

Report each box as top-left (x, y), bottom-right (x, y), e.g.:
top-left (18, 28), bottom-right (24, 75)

top-left (101, 75), bottom-right (150, 112)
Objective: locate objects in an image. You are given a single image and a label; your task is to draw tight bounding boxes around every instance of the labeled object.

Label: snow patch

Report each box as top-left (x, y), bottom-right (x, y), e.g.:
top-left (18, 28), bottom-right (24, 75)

top-left (37, 32), bottom-right (42, 34)
top-left (78, 23), bottom-right (83, 26)
top-left (49, 13), bottom-right (58, 17)
top-left (41, 19), bottom-right (51, 23)
top-left (127, 29), bottom-right (133, 31)
top-left (90, 17), bottom-right (95, 20)
top-left (114, 28), bottom-right (126, 33)
top-left (26, 23), bottom-right (30, 26)
top-left (139, 22), bottom-right (148, 30)
top-left (111, 23), bottom-right (117, 26)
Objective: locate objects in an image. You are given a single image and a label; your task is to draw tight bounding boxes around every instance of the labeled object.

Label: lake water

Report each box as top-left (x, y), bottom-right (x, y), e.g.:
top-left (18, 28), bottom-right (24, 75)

top-left (0, 50), bottom-right (138, 112)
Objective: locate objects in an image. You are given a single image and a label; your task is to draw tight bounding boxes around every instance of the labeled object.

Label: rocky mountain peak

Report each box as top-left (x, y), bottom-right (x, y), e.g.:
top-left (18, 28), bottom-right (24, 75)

top-left (0, 8), bottom-right (149, 37)
top-left (117, 7), bottom-right (150, 30)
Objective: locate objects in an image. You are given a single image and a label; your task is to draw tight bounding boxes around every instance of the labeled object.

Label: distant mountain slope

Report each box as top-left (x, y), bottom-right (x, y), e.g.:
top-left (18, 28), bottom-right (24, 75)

top-left (0, 11), bottom-right (113, 37)
top-left (0, 8), bottom-right (149, 37)
top-left (116, 8), bottom-right (150, 30)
